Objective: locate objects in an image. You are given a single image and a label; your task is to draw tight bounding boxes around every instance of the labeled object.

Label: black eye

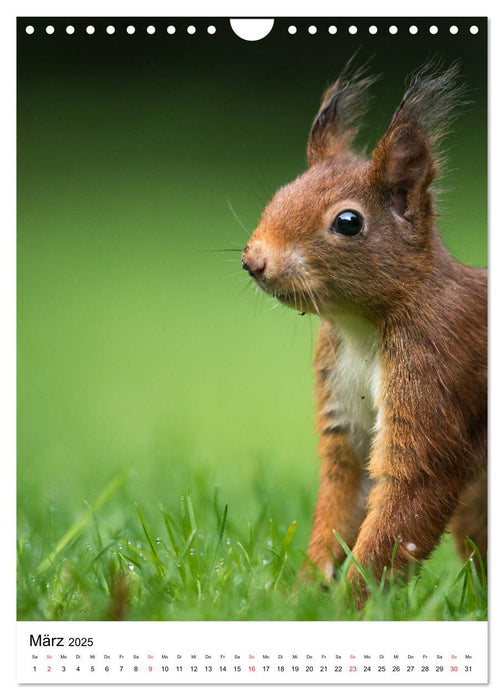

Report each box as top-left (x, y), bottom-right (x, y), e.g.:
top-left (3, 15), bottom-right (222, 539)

top-left (330, 210), bottom-right (363, 237)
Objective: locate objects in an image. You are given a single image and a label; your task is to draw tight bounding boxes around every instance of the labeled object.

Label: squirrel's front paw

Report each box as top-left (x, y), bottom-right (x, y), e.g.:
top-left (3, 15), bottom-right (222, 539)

top-left (346, 564), bottom-right (369, 609)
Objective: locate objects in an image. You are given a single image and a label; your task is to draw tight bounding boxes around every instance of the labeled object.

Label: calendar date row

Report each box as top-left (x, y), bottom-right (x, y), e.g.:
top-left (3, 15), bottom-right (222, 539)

top-left (33, 663), bottom-right (473, 674)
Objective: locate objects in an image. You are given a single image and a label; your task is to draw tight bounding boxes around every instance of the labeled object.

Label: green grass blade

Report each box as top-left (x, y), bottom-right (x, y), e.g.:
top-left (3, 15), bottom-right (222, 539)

top-left (185, 491), bottom-right (197, 533)
top-left (218, 504), bottom-right (228, 544)
top-left (136, 506), bottom-right (166, 576)
top-left (211, 504), bottom-right (229, 569)
top-left (161, 508), bottom-right (180, 556)
top-left (280, 520), bottom-right (297, 557)
top-left (333, 531), bottom-right (372, 588)
top-left (466, 537), bottom-right (487, 589)
top-left (390, 538), bottom-right (400, 586)
top-left (176, 529), bottom-right (197, 567)
top-left (36, 472), bottom-right (127, 575)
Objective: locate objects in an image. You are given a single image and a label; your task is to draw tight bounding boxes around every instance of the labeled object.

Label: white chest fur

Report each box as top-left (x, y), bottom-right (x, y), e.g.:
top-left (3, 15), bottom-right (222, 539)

top-left (324, 313), bottom-right (381, 462)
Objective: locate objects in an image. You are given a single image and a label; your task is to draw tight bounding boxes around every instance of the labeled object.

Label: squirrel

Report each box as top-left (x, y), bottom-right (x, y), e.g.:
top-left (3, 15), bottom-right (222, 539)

top-left (241, 59), bottom-right (487, 604)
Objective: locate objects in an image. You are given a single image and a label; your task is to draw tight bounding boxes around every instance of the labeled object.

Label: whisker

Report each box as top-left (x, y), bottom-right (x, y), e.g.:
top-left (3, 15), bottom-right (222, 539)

top-left (310, 288), bottom-right (321, 317)
top-left (254, 164), bottom-right (273, 198)
top-left (291, 280), bottom-right (299, 314)
top-left (195, 248), bottom-right (244, 254)
top-left (307, 313), bottom-right (315, 361)
top-left (225, 198), bottom-right (251, 237)
top-left (310, 281), bottom-right (323, 316)
top-left (300, 274), bottom-right (321, 317)
top-left (237, 279), bottom-right (254, 297)
top-left (299, 277), bottom-right (310, 313)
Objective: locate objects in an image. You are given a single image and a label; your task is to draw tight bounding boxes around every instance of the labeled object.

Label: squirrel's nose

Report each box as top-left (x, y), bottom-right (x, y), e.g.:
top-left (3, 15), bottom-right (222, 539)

top-left (242, 247), bottom-right (267, 279)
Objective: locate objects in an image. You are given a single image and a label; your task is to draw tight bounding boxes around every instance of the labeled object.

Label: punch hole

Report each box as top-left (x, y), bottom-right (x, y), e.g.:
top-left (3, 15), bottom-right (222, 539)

top-left (127, 25), bottom-right (136, 35)
top-left (46, 25), bottom-right (55, 35)
top-left (106, 25), bottom-right (115, 35)
top-left (348, 25), bottom-right (358, 35)
top-left (167, 25), bottom-right (176, 35)
top-left (389, 25), bottom-right (398, 35)
top-left (25, 25), bottom-right (34, 34)
top-left (86, 26), bottom-right (95, 35)
top-left (187, 25), bottom-right (196, 35)
top-left (369, 25), bottom-right (378, 35)
top-left (207, 25), bottom-right (216, 35)
top-left (328, 25), bottom-right (337, 35)
top-left (429, 25), bottom-right (439, 34)
top-left (450, 25), bottom-right (459, 34)
top-left (409, 25), bottom-right (418, 34)
top-left (230, 19), bottom-right (274, 41)
top-left (288, 25), bottom-right (297, 35)
top-left (308, 25), bottom-right (317, 35)
top-left (147, 25), bottom-right (156, 35)
top-left (66, 25), bottom-right (75, 34)
top-left (470, 25), bottom-right (479, 34)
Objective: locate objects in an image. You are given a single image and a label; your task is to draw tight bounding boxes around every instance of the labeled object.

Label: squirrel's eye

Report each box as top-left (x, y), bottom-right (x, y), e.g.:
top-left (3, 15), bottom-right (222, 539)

top-left (330, 210), bottom-right (363, 237)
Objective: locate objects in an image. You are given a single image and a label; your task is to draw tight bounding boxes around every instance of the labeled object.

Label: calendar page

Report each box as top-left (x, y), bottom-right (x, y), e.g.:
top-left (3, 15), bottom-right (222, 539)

top-left (16, 8), bottom-right (489, 688)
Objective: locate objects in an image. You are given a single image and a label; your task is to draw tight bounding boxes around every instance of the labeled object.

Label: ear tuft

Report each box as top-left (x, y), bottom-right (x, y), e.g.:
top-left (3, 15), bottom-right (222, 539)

top-left (388, 59), bottom-right (468, 173)
top-left (370, 60), bottom-right (468, 220)
top-left (307, 56), bottom-right (380, 166)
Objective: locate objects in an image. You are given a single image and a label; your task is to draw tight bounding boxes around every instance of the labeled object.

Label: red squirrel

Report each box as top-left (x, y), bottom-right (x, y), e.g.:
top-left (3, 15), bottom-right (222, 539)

top-left (241, 60), bottom-right (487, 603)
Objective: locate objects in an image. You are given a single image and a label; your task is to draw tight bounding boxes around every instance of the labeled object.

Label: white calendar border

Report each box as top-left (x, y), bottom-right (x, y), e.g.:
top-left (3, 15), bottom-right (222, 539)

top-left (17, 620), bottom-right (488, 685)
top-left (4, 0), bottom-right (503, 697)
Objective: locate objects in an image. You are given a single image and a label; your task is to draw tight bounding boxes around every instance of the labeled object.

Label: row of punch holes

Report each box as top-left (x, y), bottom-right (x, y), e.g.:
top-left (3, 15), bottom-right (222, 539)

top-left (24, 23), bottom-right (480, 36)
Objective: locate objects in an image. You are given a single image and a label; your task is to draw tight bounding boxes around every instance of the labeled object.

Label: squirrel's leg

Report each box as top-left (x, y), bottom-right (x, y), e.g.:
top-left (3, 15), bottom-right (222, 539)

top-left (348, 474), bottom-right (462, 604)
top-left (450, 470), bottom-right (487, 572)
top-left (304, 427), bottom-right (367, 581)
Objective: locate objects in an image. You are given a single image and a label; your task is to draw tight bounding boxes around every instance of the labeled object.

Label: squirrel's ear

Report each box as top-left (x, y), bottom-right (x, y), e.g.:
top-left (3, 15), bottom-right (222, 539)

top-left (370, 125), bottom-right (434, 219)
top-left (370, 61), bottom-right (466, 219)
top-left (307, 59), bottom-right (378, 167)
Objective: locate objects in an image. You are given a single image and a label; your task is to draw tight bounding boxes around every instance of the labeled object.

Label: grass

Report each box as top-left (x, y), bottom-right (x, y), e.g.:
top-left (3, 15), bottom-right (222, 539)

top-left (17, 468), bottom-right (487, 622)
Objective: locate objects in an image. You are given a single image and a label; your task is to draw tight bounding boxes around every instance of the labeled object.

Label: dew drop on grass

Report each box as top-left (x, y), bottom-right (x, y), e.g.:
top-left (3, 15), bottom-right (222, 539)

top-left (155, 538), bottom-right (161, 544)
top-left (128, 564), bottom-right (135, 571)
top-left (225, 538), bottom-right (231, 546)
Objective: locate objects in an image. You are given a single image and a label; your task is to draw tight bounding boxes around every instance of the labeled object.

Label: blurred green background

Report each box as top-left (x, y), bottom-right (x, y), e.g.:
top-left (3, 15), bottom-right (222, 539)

top-left (17, 18), bottom-right (487, 606)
